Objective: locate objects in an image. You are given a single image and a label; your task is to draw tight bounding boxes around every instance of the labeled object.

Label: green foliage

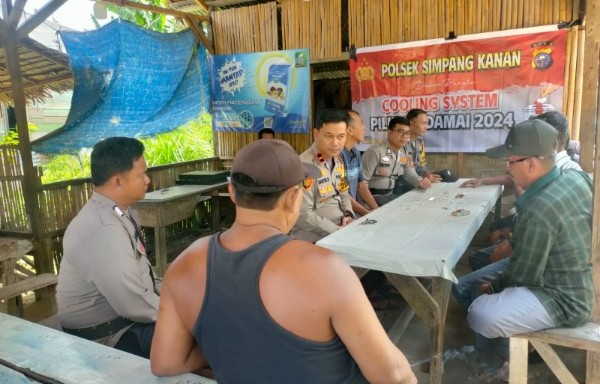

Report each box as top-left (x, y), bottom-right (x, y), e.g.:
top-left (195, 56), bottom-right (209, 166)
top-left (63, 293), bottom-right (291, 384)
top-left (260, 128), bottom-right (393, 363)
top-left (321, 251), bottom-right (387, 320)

top-left (141, 113), bottom-right (214, 167)
top-left (0, 124), bottom-right (39, 145)
top-left (41, 150), bottom-right (92, 184)
top-left (40, 114), bottom-right (214, 184)
top-left (103, 0), bottom-right (186, 33)
top-left (0, 131), bottom-right (19, 145)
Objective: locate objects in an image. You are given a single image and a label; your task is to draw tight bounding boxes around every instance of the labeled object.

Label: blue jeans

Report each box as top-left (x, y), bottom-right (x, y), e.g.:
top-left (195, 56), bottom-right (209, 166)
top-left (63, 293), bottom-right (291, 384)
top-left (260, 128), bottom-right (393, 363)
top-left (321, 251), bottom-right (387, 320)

top-left (453, 247), bottom-right (510, 310)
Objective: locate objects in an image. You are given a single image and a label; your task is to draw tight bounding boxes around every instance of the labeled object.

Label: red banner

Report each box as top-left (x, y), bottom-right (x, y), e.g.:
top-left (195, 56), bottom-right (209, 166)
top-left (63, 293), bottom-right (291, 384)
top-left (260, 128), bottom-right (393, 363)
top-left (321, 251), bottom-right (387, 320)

top-left (351, 26), bottom-right (566, 152)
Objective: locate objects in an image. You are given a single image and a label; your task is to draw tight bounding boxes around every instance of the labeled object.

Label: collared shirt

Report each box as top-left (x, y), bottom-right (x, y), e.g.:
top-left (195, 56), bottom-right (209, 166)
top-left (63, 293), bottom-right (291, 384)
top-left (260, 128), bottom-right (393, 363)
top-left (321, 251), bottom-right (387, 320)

top-left (555, 150), bottom-right (582, 171)
top-left (361, 139), bottom-right (420, 191)
top-left (292, 143), bottom-right (353, 241)
top-left (339, 146), bottom-right (363, 199)
top-left (57, 192), bottom-right (160, 345)
top-left (491, 167), bottom-right (593, 327)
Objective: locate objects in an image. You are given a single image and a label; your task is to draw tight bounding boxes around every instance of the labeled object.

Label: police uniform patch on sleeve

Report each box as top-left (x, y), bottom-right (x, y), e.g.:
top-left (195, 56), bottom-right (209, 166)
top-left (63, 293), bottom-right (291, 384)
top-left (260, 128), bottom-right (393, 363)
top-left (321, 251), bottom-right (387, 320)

top-left (400, 157), bottom-right (408, 165)
top-left (302, 178), bottom-right (314, 190)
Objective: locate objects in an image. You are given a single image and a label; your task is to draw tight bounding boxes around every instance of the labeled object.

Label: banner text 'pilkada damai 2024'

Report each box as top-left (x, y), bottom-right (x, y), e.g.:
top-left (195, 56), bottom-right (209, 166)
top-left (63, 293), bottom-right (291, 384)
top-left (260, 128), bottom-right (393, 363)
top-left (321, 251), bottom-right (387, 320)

top-left (210, 49), bottom-right (311, 134)
top-left (350, 26), bottom-right (566, 152)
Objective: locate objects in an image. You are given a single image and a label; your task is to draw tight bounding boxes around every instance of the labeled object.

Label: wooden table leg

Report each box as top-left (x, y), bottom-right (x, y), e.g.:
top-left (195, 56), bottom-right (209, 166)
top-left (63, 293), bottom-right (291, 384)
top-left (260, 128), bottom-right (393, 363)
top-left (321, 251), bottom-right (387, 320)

top-left (154, 226), bottom-right (168, 277)
top-left (384, 274), bottom-right (451, 384)
top-left (429, 277), bottom-right (452, 384)
top-left (212, 195), bottom-right (221, 232)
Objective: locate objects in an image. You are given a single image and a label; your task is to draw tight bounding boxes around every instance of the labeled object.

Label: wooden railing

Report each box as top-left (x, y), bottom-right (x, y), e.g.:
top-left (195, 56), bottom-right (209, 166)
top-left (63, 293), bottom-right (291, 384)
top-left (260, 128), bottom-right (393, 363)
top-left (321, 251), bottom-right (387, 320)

top-left (1, 148), bottom-right (223, 250)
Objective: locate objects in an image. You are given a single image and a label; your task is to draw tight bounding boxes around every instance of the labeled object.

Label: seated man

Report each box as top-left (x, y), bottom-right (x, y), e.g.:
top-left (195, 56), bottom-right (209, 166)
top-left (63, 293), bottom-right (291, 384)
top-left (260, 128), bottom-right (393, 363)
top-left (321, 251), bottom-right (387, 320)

top-left (362, 116), bottom-right (431, 206)
top-left (453, 111), bottom-right (583, 309)
top-left (466, 119), bottom-right (593, 367)
top-left (150, 139), bottom-right (417, 384)
top-left (57, 137), bottom-right (158, 358)
top-left (403, 108), bottom-right (453, 183)
top-left (291, 109), bottom-right (355, 242)
top-left (340, 110), bottom-right (378, 216)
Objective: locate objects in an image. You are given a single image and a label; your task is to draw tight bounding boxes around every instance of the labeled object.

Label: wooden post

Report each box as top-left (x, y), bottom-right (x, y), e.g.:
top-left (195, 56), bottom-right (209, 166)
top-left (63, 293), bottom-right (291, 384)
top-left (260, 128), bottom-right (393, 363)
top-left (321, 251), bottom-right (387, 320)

top-left (578, 2), bottom-right (600, 172)
top-left (3, 26), bottom-right (49, 272)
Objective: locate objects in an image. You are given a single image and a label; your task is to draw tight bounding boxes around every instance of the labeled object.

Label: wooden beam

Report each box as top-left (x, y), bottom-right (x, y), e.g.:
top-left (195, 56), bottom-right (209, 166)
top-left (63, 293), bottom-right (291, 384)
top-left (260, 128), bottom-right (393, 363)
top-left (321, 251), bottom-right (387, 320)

top-left (101, 0), bottom-right (209, 21)
top-left (0, 73), bottom-right (73, 95)
top-left (579, 3), bottom-right (600, 172)
top-left (3, 26), bottom-right (49, 272)
top-left (6, 0), bottom-right (25, 29)
top-left (184, 16), bottom-right (214, 54)
top-left (206, 0), bottom-right (263, 6)
top-left (0, 18), bottom-right (8, 45)
top-left (1, 0), bottom-right (12, 21)
top-left (16, 0), bottom-right (68, 42)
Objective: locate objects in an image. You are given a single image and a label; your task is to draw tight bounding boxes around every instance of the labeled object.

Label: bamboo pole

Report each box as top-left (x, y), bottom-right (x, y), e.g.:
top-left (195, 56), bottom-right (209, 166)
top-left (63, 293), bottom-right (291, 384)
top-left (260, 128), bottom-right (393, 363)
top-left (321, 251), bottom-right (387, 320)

top-left (566, 28), bottom-right (578, 136)
top-left (562, 28), bottom-right (573, 119)
top-left (571, 28), bottom-right (585, 141)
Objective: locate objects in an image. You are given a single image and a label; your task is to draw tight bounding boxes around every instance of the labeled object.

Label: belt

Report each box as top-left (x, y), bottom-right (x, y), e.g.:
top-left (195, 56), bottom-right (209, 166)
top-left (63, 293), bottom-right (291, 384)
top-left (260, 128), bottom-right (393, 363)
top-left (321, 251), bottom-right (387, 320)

top-left (369, 188), bottom-right (393, 195)
top-left (63, 316), bottom-right (133, 340)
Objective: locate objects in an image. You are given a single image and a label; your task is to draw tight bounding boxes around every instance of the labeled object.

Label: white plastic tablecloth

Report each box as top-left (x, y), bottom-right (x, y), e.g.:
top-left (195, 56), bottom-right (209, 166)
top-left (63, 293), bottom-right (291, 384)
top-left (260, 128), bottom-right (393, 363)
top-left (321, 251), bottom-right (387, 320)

top-left (317, 179), bottom-right (502, 283)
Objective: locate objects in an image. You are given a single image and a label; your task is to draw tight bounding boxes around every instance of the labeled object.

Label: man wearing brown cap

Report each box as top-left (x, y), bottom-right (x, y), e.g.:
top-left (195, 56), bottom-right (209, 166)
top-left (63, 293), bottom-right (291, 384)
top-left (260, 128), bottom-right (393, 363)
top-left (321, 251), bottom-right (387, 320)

top-left (150, 139), bottom-right (417, 384)
top-left (466, 119), bottom-right (593, 368)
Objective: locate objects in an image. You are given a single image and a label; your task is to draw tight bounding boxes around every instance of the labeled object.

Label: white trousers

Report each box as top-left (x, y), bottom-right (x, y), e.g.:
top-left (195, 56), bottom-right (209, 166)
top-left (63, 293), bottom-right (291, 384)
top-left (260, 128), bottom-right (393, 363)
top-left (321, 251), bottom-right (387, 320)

top-left (467, 286), bottom-right (555, 339)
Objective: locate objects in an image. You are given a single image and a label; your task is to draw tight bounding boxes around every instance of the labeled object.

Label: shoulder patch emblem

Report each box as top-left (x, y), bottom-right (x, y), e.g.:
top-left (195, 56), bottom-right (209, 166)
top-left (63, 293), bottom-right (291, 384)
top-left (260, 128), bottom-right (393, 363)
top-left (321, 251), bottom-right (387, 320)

top-left (302, 178), bottom-right (314, 190)
top-left (400, 157), bottom-right (408, 165)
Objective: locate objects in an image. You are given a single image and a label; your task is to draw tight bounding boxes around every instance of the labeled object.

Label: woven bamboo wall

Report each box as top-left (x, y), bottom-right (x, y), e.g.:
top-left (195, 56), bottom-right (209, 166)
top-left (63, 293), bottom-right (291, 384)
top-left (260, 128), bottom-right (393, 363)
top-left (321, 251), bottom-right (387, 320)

top-left (211, 2), bottom-right (278, 55)
top-left (349, 0), bottom-right (579, 46)
top-left (0, 145), bottom-right (29, 233)
top-left (281, 0), bottom-right (343, 60)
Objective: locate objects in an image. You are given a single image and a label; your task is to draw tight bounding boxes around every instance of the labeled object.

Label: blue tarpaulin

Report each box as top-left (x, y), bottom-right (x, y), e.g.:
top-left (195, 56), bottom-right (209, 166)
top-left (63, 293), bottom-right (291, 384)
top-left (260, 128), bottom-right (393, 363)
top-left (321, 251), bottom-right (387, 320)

top-left (33, 20), bottom-right (210, 154)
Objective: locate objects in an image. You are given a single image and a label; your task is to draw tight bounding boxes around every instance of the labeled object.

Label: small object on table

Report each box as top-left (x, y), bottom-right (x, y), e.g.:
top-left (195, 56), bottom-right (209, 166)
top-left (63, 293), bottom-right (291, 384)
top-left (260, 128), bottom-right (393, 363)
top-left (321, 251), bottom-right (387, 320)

top-left (451, 208), bottom-right (470, 216)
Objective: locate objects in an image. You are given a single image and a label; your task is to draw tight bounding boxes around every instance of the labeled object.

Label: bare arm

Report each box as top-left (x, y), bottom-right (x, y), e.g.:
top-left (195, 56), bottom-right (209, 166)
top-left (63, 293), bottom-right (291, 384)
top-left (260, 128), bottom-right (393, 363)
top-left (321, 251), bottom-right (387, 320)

top-left (150, 272), bottom-right (207, 376)
top-left (328, 258), bottom-right (417, 384)
top-left (460, 174), bottom-right (513, 188)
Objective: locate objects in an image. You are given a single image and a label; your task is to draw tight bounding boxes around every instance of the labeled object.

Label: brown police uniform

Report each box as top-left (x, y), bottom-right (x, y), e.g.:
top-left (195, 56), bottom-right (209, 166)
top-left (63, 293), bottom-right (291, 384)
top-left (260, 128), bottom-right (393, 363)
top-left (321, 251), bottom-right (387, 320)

top-left (291, 143), bottom-right (354, 243)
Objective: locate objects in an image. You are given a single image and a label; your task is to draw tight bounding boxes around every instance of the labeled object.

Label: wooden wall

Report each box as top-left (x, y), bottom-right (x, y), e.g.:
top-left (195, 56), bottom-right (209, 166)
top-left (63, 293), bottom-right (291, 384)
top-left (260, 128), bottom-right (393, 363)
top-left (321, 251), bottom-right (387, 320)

top-left (209, 0), bottom-right (591, 176)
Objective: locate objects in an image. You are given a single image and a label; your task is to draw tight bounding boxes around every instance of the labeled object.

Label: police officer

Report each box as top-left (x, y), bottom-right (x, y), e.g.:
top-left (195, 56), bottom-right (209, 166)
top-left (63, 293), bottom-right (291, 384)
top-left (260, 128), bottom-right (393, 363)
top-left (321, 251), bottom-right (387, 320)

top-left (406, 108), bottom-right (443, 182)
top-left (362, 116), bottom-right (431, 205)
top-left (291, 109), bottom-right (354, 243)
top-left (57, 137), bottom-right (158, 358)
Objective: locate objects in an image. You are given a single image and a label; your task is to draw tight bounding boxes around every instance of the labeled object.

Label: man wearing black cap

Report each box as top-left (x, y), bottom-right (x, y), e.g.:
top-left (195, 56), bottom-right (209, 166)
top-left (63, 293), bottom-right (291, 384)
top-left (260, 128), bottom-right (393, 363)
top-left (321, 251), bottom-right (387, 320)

top-left (150, 139), bottom-right (417, 384)
top-left (466, 119), bottom-right (593, 367)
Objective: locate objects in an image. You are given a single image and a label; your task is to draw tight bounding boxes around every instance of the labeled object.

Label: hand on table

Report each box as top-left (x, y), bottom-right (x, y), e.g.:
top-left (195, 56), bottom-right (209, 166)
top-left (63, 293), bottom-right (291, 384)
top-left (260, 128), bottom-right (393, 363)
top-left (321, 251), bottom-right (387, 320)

top-left (417, 177), bottom-right (432, 189)
top-left (425, 171), bottom-right (442, 183)
top-left (341, 216), bottom-right (354, 226)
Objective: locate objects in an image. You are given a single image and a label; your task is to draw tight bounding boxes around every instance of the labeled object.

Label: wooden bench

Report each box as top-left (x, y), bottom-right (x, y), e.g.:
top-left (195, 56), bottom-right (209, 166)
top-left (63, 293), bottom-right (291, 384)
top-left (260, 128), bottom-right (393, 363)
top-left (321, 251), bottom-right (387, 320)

top-left (509, 322), bottom-right (600, 383)
top-left (0, 273), bottom-right (58, 318)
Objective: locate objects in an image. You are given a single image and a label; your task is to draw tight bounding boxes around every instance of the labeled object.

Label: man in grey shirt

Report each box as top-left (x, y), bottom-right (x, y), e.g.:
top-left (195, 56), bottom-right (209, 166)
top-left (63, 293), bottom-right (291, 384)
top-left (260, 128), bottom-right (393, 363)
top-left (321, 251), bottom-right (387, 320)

top-left (57, 137), bottom-right (158, 358)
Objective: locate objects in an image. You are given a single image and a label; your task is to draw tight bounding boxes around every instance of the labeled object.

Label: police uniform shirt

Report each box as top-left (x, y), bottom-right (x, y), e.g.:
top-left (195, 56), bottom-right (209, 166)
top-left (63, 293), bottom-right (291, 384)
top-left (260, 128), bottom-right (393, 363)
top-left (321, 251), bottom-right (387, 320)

top-left (406, 137), bottom-right (427, 176)
top-left (361, 139), bottom-right (421, 191)
top-left (57, 191), bottom-right (159, 346)
top-left (292, 143), bottom-right (353, 240)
